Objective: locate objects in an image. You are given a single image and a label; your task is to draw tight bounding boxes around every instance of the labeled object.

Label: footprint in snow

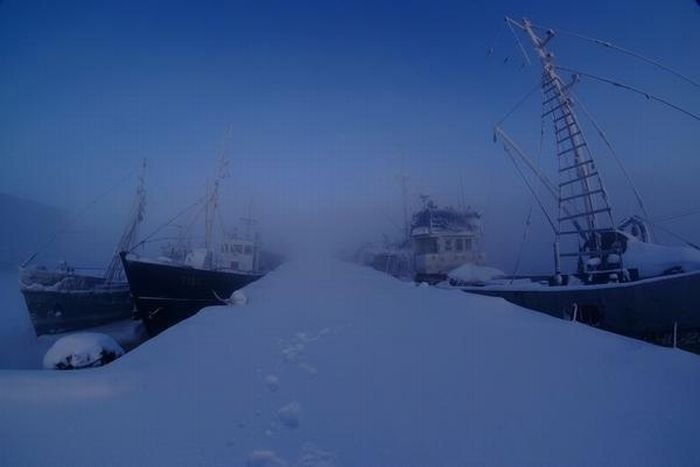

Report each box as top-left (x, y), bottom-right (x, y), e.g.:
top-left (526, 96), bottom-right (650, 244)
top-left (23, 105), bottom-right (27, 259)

top-left (296, 443), bottom-right (341, 467)
top-left (277, 401), bottom-right (302, 429)
top-left (298, 362), bottom-right (318, 377)
top-left (282, 342), bottom-right (305, 363)
top-left (265, 374), bottom-right (280, 392)
top-left (246, 450), bottom-right (287, 467)
top-left (280, 327), bottom-right (338, 376)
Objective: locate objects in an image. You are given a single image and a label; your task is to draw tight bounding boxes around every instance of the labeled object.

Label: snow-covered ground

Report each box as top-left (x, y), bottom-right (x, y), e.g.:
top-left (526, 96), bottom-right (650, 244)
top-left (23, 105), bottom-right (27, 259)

top-left (1, 259), bottom-right (699, 466)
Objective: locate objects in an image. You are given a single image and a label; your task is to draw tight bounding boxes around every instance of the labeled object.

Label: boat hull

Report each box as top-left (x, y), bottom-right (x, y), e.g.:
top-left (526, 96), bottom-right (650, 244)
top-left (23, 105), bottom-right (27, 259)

top-left (459, 270), bottom-right (700, 351)
top-left (21, 284), bottom-right (133, 336)
top-left (120, 253), bottom-right (264, 336)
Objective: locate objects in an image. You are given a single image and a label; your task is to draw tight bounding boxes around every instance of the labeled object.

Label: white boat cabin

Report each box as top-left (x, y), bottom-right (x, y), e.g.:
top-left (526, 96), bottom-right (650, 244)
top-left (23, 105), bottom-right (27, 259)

top-left (413, 233), bottom-right (484, 277)
top-left (217, 236), bottom-right (259, 273)
top-left (411, 201), bottom-right (485, 280)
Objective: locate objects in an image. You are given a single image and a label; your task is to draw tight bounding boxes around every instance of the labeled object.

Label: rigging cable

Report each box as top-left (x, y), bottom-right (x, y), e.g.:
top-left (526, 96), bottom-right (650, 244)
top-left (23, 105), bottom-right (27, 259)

top-left (217, 210), bottom-right (229, 237)
top-left (652, 207), bottom-right (700, 224)
top-left (571, 90), bottom-right (651, 221)
top-left (532, 24), bottom-right (700, 90)
top-left (130, 235), bottom-right (204, 246)
top-left (129, 193), bottom-right (208, 252)
top-left (558, 66), bottom-right (700, 122)
top-left (640, 220), bottom-right (700, 251)
top-left (501, 141), bottom-right (557, 234)
top-left (510, 90), bottom-right (547, 281)
top-left (495, 81), bottom-right (541, 126)
top-left (22, 166), bottom-right (139, 268)
top-left (506, 17), bottom-right (531, 67)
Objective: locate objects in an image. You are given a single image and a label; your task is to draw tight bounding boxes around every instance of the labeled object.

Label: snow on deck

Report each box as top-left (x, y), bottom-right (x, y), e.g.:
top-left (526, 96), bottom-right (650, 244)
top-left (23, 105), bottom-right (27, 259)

top-left (1, 259), bottom-right (699, 466)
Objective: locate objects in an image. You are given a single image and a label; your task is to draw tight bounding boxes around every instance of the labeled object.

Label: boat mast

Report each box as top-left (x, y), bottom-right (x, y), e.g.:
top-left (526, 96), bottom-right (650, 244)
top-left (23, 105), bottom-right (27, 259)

top-left (204, 128), bottom-right (233, 251)
top-left (399, 172), bottom-right (410, 244)
top-left (204, 153), bottom-right (228, 251)
top-left (105, 160), bottom-right (146, 283)
top-left (507, 17), bottom-right (617, 275)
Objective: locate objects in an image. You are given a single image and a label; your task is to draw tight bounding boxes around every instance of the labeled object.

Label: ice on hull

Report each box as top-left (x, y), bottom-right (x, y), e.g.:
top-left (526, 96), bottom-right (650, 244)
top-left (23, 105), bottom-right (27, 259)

top-left (20, 279), bottom-right (132, 336)
top-left (120, 252), bottom-right (264, 335)
top-left (461, 270), bottom-right (700, 351)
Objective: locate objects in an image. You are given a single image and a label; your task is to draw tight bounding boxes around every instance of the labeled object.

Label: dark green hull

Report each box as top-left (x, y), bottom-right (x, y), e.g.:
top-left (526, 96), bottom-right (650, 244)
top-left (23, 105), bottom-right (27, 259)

top-left (459, 270), bottom-right (700, 351)
top-left (21, 285), bottom-right (133, 336)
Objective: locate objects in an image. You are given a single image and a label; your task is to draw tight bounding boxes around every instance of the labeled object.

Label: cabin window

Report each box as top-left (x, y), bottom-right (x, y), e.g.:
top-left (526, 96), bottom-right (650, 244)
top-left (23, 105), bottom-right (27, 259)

top-left (464, 238), bottom-right (472, 250)
top-left (445, 239), bottom-right (452, 251)
top-left (455, 238), bottom-right (464, 251)
top-left (234, 245), bottom-right (243, 254)
top-left (415, 238), bottom-right (438, 254)
top-left (244, 246), bottom-right (253, 255)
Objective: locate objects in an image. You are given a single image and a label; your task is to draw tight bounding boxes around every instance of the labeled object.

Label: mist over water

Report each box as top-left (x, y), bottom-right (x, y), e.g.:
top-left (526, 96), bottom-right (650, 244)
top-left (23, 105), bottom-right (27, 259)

top-left (0, 1), bottom-right (698, 276)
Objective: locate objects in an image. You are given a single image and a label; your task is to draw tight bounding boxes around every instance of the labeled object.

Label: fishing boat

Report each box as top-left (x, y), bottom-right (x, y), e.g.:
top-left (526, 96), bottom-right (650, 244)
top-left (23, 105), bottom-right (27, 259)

top-left (412, 197), bottom-right (485, 284)
top-left (455, 18), bottom-right (700, 350)
top-left (120, 156), bottom-right (269, 336)
top-left (19, 164), bottom-right (146, 335)
top-left (360, 197), bottom-right (486, 283)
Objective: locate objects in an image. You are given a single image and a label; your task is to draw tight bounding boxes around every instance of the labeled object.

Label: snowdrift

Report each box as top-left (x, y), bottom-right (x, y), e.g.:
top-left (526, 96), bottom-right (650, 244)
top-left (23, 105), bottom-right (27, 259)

top-left (1, 259), bottom-right (699, 466)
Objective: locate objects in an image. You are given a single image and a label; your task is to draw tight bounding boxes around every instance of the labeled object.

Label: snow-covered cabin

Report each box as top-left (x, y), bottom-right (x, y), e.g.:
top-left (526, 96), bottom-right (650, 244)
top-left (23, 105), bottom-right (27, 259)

top-left (411, 200), bottom-right (485, 283)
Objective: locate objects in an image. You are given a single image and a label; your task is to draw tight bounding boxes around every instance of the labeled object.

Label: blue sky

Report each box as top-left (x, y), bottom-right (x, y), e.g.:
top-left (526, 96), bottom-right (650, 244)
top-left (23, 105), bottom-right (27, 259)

top-left (1, 0), bottom-right (698, 270)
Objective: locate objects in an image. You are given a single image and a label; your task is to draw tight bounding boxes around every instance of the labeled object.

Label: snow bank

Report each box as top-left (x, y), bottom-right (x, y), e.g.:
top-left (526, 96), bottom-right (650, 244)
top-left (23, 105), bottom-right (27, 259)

top-left (1, 259), bottom-right (699, 467)
top-left (447, 262), bottom-right (505, 284)
top-left (43, 333), bottom-right (124, 370)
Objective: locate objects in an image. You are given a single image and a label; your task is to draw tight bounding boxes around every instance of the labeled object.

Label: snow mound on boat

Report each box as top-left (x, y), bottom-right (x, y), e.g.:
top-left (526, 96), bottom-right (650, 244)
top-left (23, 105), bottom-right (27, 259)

top-left (43, 333), bottom-right (124, 370)
top-left (625, 237), bottom-right (700, 278)
top-left (447, 263), bottom-right (505, 284)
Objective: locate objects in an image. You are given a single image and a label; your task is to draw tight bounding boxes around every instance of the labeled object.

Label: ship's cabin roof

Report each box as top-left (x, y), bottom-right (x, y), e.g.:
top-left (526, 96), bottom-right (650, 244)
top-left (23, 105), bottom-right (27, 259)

top-left (411, 205), bottom-right (481, 235)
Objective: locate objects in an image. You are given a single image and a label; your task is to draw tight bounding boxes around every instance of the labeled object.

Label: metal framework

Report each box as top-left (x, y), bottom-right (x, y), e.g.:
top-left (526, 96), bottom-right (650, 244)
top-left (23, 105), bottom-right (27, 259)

top-left (502, 17), bottom-right (623, 278)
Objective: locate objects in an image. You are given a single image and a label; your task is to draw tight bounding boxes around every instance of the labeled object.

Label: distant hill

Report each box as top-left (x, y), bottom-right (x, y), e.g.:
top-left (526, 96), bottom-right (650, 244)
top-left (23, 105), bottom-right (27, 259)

top-left (0, 193), bottom-right (66, 271)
